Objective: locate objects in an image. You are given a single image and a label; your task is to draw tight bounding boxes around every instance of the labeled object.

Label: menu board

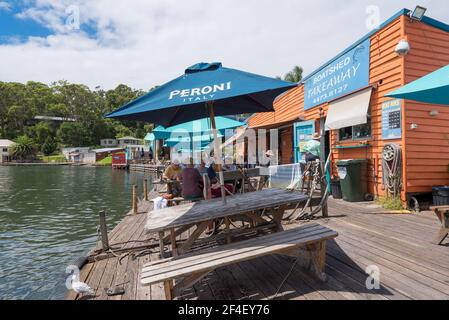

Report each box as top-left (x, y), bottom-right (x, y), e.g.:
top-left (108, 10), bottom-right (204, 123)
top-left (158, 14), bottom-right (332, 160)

top-left (382, 99), bottom-right (402, 140)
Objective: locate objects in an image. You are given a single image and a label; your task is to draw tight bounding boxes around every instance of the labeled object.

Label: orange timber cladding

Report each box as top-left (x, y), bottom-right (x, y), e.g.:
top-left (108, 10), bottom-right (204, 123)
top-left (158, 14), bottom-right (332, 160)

top-left (248, 12), bottom-right (449, 202)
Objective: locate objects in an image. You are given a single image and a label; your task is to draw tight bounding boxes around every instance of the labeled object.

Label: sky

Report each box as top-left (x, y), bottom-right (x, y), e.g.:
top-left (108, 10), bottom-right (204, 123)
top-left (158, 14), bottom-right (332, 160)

top-left (0, 0), bottom-right (448, 90)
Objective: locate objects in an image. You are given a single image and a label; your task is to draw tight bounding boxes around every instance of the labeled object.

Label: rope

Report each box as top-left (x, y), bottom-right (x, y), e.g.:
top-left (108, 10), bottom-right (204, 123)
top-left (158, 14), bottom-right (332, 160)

top-left (285, 153), bottom-right (332, 221)
top-left (382, 144), bottom-right (402, 198)
top-left (273, 253), bottom-right (301, 299)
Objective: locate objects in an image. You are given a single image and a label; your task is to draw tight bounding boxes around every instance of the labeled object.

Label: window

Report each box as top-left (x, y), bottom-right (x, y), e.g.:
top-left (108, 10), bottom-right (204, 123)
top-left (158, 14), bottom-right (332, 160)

top-left (338, 118), bottom-right (372, 141)
top-left (2, 148), bottom-right (7, 152)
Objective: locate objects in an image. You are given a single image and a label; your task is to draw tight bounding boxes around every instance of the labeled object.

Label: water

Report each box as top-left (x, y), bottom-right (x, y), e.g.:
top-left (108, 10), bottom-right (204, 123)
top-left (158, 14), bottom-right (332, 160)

top-left (0, 166), bottom-right (151, 300)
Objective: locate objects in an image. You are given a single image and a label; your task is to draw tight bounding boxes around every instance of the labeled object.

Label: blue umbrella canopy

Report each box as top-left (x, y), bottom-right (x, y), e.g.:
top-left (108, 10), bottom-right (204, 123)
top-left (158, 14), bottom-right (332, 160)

top-left (152, 116), bottom-right (245, 140)
top-left (386, 64), bottom-right (449, 105)
top-left (165, 133), bottom-right (223, 145)
top-left (106, 62), bottom-right (296, 127)
top-left (108, 62), bottom-right (295, 203)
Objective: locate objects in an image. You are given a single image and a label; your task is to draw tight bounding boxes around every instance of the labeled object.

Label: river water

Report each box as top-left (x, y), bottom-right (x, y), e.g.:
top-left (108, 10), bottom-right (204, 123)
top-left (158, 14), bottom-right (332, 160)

top-left (0, 166), bottom-right (151, 300)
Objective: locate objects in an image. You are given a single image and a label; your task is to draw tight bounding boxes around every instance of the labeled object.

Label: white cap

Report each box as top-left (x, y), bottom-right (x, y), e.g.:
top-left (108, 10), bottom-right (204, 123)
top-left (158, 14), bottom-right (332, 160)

top-left (172, 159), bottom-right (180, 165)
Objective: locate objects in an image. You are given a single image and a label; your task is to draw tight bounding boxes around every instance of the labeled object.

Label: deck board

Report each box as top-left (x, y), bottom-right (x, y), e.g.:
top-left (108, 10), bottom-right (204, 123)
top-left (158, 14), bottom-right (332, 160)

top-left (68, 196), bottom-right (449, 301)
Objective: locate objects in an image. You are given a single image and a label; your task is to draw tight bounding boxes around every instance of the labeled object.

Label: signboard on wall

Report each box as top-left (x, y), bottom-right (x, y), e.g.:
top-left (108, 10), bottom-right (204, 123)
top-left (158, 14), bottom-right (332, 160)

top-left (382, 99), bottom-right (402, 140)
top-left (304, 38), bottom-right (371, 110)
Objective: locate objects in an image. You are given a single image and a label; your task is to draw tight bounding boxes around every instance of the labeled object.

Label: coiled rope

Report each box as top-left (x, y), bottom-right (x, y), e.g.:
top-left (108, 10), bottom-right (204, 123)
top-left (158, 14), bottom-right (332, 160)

top-left (382, 143), bottom-right (402, 198)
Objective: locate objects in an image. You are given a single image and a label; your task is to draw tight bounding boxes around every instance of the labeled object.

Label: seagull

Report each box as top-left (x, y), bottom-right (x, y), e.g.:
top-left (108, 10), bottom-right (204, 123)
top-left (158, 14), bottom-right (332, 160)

top-left (71, 275), bottom-right (95, 296)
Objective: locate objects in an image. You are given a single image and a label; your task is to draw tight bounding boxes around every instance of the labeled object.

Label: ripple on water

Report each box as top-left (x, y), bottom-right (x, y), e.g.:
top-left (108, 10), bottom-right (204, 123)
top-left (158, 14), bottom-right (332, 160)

top-left (0, 166), bottom-right (150, 300)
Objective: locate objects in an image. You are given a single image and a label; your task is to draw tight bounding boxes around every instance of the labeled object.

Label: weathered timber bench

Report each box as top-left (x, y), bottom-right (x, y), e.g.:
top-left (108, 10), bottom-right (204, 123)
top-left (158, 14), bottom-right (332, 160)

top-left (430, 206), bottom-right (449, 245)
top-left (141, 223), bottom-right (338, 300)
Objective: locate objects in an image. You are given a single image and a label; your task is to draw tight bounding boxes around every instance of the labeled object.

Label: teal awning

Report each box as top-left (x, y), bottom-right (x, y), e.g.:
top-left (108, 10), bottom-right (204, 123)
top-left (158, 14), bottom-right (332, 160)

top-left (386, 64), bottom-right (449, 105)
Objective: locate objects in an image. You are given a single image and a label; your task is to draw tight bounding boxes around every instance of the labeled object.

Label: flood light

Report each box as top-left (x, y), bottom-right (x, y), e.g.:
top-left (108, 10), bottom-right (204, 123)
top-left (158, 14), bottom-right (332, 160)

top-left (410, 6), bottom-right (427, 21)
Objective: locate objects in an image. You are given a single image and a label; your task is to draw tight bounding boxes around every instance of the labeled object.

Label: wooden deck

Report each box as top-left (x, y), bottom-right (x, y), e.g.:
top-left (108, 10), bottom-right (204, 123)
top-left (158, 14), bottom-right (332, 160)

top-left (68, 196), bottom-right (449, 300)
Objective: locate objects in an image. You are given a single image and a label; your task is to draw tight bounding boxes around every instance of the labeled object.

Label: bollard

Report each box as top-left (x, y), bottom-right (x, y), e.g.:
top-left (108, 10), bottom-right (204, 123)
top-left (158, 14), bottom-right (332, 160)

top-left (144, 179), bottom-right (148, 201)
top-left (99, 211), bottom-right (109, 252)
top-left (133, 185), bottom-right (138, 214)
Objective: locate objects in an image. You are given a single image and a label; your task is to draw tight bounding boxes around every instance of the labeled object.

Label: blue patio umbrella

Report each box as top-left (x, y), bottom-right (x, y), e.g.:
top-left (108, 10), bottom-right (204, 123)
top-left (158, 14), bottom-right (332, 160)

top-left (152, 116), bottom-right (245, 140)
top-left (165, 133), bottom-right (223, 146)
top-left (386, 64), bottom-right (449, 105)
top-left (106, 62), bottom-right (296, 202)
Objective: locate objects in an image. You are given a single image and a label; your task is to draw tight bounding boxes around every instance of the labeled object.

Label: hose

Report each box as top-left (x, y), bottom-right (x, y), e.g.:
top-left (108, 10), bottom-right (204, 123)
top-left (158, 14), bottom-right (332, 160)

top-left (382, 144), bottom-right (402, 198)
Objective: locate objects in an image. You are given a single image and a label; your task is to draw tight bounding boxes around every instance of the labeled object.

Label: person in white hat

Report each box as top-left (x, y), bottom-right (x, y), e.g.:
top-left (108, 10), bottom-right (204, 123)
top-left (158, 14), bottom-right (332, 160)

top-left (163, 159), bottom-right (183, 196)
top-left (303, 133), bottom-right (322, 162)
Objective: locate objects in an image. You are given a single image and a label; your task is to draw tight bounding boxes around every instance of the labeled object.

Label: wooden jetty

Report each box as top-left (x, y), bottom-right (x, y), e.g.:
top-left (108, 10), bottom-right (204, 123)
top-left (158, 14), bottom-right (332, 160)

top-left (67, 195), bottom-right (449, 300)
top-left (129, 163), bottom-right (165, 176)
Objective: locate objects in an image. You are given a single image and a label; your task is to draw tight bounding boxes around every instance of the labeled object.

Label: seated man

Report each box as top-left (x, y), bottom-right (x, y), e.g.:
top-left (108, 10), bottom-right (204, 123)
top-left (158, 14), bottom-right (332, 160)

top-left (197, 159), bottom-right (208, 175)
top-left (181, 159), bottom-right (204, 200)
top-left (163, 159), bottom-right (182, 197)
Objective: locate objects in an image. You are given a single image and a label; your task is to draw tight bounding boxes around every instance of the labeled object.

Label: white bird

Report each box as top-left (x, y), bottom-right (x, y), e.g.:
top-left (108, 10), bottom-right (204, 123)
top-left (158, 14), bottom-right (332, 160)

top-left (71, 275), bottom-right (95, 296)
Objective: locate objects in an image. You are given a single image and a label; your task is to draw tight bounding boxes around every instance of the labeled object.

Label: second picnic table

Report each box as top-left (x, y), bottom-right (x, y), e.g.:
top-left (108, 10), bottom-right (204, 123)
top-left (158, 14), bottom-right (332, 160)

top-left (145, 188), bottom-right (308, 257)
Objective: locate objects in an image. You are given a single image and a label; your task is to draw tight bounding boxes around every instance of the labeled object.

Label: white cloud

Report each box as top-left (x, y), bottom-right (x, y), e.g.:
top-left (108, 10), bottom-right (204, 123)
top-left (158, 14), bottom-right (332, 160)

top-left (0, 0), bottom-right (448, 90)
top-left (0, 1), bottom-right (11, 11)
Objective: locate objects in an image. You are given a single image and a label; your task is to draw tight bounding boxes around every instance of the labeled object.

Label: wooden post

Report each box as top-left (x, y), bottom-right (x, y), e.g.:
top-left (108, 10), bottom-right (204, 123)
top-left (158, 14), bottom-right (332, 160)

top-left (98, 211), bottom-right (109, 252)
top-left (170, 228), bottom-right (178, 257)
top-left (132, 185), bottom-right (138, 214)
top-left (319, 117), bottom-right (329, 218)
top-left (159, 231), bottom-right (166, 259)
top-left (225, 217), bottom-right (231, 244)
top-left (164, 280), bottom-right (174, 300)
top-left (208, 102), bottom-right (227, 204)
top-left (144, 179), bottom-right (148, 201)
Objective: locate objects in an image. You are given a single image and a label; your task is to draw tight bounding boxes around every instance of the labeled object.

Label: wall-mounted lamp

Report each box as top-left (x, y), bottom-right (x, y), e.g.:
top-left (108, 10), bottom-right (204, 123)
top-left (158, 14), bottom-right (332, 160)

top-left (410, 6), bottom-right (427, 21)
top-left (430, 110), bottom-right (439, 117)
top-left (410, 123), bottom-right (419, 130)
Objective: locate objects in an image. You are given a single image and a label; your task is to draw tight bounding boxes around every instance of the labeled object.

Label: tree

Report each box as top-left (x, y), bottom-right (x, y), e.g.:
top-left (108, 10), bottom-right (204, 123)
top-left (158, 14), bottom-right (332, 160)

top-left (57, 122), bottom-right (91, 147)
top-left (283, 66), bottom-right (303, 83)
top-left (11, 135), bottom-right (38, 160)
top-left (41, 137), bottom-right (57, 156)
top-left (114, 124), bottom-right (133, 139)
top-left (34, 122), bottom-right (53, 145)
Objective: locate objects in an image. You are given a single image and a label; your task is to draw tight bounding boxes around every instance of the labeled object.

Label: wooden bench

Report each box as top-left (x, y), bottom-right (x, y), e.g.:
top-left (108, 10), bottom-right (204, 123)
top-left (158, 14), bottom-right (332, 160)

top-left (430, 206), bottom-right (449, 245)
top-left (141, 223), bottom-right (338, 300)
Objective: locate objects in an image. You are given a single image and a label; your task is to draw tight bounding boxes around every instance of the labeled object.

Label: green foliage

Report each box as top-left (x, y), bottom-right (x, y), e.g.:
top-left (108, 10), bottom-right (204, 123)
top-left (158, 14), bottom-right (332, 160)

top-left (41, 137), bottom-right (57, 156)
top-left (0, 81), bottom-right (149, 146)
top-left (35, 122), bottom-right (53, 145)
top-left (40, 154), bottom-right (67, 163)
top-left (57, 122), bottom-right (91, 147)
top-left (11, 135), bottom-right (38, 160)
top-left (283, 66), bottom-right (303, 83)
top-left (114, 124), bottom-right (134, 139)
top-left (376, 196), bottom-right (404, 211)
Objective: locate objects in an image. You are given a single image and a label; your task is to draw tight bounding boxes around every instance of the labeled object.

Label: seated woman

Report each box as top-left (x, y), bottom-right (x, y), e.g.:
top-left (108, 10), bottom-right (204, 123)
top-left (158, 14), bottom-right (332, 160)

top-left (181, 159), bottom-right (204, 201)
top-left (207, 162), bottom-right (234, 198)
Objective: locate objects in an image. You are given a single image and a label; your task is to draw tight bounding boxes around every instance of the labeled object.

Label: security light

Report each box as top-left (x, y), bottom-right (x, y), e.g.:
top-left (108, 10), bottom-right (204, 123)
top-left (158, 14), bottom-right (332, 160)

top-left (410, 6), bottom-right (427, 21)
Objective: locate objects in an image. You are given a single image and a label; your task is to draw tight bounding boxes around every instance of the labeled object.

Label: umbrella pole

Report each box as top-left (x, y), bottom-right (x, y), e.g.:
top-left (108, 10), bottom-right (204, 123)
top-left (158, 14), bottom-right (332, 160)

top-left (207, 102), bottom-right (227, 204)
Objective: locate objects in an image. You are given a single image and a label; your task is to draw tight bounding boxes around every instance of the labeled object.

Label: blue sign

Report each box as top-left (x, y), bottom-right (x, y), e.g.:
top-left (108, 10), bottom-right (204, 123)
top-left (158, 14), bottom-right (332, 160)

top-left (382, 99), bottom-right (402, 140)
top-left (304, 38), bottom-right (371, 110)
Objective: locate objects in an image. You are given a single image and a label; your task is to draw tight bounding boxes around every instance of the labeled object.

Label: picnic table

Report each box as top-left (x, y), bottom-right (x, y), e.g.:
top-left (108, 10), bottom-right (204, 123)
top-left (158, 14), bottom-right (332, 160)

top-left (429, 206), bottom-right (449, 245)
top-left (145, 188), bottom-right (308, 257)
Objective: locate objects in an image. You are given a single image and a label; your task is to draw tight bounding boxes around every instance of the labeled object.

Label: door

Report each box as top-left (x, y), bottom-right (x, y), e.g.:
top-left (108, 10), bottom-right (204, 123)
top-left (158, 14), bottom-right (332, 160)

top-left (293, 121), bottom-right (316, 163)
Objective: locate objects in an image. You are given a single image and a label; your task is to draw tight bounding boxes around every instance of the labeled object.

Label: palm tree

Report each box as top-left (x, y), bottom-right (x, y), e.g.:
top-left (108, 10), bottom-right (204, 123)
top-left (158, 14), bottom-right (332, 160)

top-left (11, 135), bottom-right (38, 160)
top-left (283, 66), bottom-right (304, 83)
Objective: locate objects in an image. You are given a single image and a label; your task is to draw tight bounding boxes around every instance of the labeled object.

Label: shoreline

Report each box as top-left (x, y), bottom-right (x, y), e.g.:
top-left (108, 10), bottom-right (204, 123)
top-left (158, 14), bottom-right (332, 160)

top-left (1, 163), bottom-right (113, 167)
